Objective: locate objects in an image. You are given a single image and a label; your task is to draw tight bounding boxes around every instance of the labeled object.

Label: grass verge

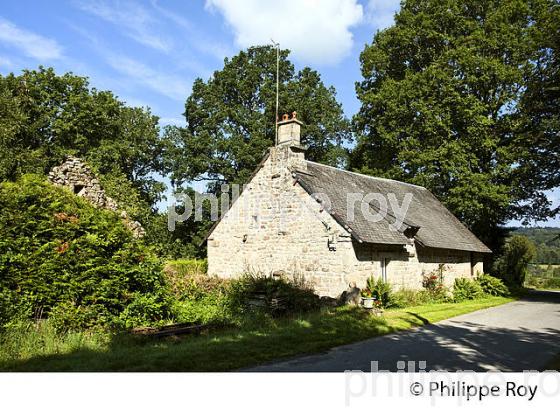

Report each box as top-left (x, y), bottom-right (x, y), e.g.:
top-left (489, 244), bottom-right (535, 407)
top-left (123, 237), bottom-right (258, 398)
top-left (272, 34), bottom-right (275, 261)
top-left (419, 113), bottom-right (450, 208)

top-left (0, 296), bottom-right (513, 371)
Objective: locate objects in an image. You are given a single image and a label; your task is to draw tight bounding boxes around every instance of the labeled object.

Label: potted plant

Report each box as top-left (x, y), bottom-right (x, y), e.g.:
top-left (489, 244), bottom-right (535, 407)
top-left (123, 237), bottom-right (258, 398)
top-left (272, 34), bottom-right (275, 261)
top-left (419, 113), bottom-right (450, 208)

top-left (361, 288), bottom-right (375, 309)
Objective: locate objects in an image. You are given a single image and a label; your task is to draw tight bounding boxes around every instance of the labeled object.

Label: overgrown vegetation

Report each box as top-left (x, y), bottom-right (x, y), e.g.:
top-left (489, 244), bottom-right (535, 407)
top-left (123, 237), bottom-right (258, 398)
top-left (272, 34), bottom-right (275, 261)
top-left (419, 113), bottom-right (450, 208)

top-left (0, 175), bottom-right (171, 332)
top-left (165, 259), bottom-right (208, 277)
top-left (0, 296), bottom-right (513, 371)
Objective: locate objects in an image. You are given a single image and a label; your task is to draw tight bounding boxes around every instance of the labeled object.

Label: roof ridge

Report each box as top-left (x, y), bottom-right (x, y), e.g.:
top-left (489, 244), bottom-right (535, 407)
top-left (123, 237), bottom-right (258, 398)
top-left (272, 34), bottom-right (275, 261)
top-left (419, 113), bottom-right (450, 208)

top-left (304, 160), bottom-right (427, 190)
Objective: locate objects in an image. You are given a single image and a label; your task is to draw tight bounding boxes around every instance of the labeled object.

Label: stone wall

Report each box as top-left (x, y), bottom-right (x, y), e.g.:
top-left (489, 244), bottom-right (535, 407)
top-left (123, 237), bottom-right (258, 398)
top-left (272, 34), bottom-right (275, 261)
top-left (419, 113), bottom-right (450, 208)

top-left (207, 146), bottom-right (484, 297)
top-left (48, 156), bottom-right (145, 238)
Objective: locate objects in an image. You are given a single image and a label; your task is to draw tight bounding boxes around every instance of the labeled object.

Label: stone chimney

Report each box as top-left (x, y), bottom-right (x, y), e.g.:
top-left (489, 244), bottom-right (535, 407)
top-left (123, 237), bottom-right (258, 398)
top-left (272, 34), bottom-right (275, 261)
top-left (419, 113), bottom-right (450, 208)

top-left (277, 111), bottom-right (302, 147)
top-left (270, 112), bottom-right (306, 173)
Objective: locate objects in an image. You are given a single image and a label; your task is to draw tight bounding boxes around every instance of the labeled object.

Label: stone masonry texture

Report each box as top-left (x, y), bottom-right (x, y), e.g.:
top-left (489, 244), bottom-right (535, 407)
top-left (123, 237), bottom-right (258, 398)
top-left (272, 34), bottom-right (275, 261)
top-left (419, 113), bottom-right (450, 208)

top-left (48, 156), bottom-right (145, 238)
top-left (207, 144), bottom-right (484, 298)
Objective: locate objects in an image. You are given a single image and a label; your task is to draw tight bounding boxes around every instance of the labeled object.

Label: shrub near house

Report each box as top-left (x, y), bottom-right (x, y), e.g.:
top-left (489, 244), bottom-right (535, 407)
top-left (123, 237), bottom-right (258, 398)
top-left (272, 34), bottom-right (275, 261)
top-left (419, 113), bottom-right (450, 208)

top-left (165, 262), bottom-right (321, 325)
top-left (476, 274), bottom-right (510, 296)
top-left (0, 175), bottom-right (171, 331)
top-left (453, 278), bottom-right (484, 302)
top-left (360, 268), bottom-right (509, 309)
top-left (0, 176), bottom-right (320, 332)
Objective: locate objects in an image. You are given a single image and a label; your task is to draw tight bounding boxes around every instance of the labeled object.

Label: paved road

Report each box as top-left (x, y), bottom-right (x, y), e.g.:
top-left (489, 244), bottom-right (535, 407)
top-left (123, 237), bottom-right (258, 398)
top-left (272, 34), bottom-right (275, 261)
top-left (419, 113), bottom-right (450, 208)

top-left (248, 290), bottom-right (560, 372)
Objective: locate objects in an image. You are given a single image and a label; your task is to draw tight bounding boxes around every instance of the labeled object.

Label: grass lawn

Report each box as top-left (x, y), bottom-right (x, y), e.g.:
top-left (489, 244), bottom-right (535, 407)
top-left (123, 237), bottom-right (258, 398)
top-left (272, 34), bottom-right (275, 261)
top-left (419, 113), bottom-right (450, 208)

top-left (0, 296), bottom-right (513, 372)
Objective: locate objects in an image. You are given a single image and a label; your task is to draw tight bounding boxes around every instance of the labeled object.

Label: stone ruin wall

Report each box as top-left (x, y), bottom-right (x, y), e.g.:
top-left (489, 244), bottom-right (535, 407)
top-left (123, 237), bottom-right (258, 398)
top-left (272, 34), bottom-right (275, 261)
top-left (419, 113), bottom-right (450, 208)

top-left (48, 156), bottom-right (145, 238)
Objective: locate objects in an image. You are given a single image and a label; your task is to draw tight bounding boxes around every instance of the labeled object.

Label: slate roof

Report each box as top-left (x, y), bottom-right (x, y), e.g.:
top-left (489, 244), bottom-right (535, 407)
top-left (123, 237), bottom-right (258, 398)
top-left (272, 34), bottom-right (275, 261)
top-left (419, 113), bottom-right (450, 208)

top-left (294, 161), bottom-right (491, 253)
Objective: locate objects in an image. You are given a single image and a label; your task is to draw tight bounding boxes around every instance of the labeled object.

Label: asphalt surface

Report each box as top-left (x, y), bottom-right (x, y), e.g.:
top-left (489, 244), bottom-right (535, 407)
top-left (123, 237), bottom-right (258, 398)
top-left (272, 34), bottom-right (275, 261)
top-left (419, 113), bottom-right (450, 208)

top-left (247, 290), bottom-right (560, 372)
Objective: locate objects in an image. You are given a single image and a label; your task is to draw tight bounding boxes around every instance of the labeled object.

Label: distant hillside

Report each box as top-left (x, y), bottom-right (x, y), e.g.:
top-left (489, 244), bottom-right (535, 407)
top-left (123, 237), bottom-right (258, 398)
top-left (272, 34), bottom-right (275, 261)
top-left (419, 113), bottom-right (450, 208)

top-left (514, 227), bottom-right (560, 265)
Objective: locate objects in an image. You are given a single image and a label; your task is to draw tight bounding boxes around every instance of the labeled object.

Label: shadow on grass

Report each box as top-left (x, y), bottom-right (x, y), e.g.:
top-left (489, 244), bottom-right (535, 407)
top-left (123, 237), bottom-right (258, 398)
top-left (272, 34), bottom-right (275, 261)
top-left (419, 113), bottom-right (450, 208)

top-left (2, 291), bottom-right (559, 372)
top-left (248, 290), bottom-right (560, 372)
top-left (404, 312), bottom-right (430, 325)
top-left (0, 307), bottom-right (395, 372)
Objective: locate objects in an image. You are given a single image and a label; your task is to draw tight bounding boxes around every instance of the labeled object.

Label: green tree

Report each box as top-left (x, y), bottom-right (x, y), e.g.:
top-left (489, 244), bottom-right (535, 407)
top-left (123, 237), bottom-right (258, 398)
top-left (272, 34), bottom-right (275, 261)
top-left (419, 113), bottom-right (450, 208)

top-left (166, 46), bottom-right (351, 189)
top-left (0, 67), bottom-right (167, 206)
top-left (0, 175), bottom-right (170, 330)
top-left (518, 1), bottom-right (560, 197)
top-left (494, 235), bottom-right (537, 286)
top-left (352, 0), bottom-right (559, 248)
top-left (143, 189), bottom-right (214, 260)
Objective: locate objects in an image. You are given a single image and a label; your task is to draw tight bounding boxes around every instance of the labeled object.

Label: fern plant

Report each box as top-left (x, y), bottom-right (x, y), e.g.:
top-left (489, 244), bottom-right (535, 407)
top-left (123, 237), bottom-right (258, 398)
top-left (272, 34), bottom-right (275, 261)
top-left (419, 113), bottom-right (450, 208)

top-left (366, 276), bottom-right (393, 308)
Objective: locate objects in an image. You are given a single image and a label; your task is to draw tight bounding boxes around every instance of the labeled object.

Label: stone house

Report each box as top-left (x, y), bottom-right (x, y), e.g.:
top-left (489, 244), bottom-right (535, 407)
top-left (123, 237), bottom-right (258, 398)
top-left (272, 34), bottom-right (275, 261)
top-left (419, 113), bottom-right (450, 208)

top-left (206, 113), bottom-right (491, 297)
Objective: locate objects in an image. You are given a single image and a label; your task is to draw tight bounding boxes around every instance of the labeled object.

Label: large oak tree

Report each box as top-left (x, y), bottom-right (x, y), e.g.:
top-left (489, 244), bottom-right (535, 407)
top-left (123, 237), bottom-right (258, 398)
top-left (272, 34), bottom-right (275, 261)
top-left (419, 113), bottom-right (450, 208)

top-left (352, 0), bottom-right (560, 248)
top-left (0, 67), bottom-right (167, 207)
top-left (165, 46), bottom-right (351, 189)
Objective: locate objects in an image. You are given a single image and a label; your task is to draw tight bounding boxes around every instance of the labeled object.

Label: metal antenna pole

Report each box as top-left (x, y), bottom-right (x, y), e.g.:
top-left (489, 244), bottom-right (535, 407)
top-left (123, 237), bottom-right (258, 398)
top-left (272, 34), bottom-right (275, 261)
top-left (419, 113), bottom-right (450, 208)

top-left (271, 40), bottom-right (279, 146)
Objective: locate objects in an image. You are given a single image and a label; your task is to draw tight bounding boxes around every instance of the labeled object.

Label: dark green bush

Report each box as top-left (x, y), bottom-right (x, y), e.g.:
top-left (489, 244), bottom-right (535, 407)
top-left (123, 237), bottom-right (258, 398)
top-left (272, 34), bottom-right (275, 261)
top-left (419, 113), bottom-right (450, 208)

top-left (227, 274), bottom-right (320, 317)
top-left (453, 278), bottom-right (484, 302)
top-left (493, 235), bottom-right (537, 287)
top-left (0, 175), bottom-right (171, 331)
top-left (476, 274), bottom-right (509, 296)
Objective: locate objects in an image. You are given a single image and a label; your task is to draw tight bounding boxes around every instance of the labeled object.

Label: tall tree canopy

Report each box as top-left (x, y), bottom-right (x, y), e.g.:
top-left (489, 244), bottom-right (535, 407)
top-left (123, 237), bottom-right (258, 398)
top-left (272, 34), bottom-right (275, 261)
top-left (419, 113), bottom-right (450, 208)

top-left (0, 67), bottom-right (167, 206)
top-left (352, 0), bottom-right (560, 248)
top-left (519, 1), bottom-right (560, 194)
top-left (166, 46), bottom-right (351, 189)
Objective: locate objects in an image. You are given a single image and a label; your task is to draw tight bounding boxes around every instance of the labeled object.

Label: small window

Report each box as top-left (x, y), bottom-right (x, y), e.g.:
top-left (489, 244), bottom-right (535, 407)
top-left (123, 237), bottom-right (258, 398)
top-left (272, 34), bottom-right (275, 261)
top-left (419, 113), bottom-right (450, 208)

top-left (381, 258), bottom-right (389, 281)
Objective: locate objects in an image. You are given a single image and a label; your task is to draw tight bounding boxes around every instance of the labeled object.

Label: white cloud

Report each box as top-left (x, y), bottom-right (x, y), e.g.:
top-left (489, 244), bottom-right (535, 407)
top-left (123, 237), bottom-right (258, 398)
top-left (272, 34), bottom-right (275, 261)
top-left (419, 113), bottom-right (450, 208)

top-left (205, 0), bottom-right (363, 65)
top-left (366, 0), bottom-right (400, 30)
top-left (104, 54), bottom-right (190, 101)
top-left (75, 0), bottom-right (172, 53)
top-left (64, 21), bottom-right (191, 102)
top-left (0, 18), bottom-right (63, 60)
top-left (151, 0), bottom-right (233, 61)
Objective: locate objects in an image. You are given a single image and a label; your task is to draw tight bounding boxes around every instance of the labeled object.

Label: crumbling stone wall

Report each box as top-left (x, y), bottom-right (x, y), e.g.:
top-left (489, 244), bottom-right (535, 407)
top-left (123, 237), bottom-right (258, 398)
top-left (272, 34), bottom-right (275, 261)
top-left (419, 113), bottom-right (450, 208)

top-left (48, 156), bottom-right (145, 238)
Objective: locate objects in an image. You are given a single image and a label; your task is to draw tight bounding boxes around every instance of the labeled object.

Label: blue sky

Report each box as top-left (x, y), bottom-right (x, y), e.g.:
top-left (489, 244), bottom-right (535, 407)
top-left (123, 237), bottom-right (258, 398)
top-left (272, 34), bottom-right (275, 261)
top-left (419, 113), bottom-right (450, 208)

top-left (0, 0), bottom-right (558, 226)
